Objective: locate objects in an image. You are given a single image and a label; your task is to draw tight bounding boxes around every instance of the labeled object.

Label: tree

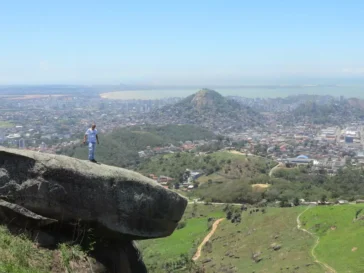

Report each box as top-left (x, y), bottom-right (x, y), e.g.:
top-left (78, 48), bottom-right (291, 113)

top-left (217, 135), bottom-right (224, 143)
top-left (293, 197), bottom-right (300, 206)
top-left (321, 194), bottom-right (327, 203)
top-left (192, 201), bottom-right (198, 217)
top-left (226, 210), bottom-right (233, 220)
top-left (279, 197), bottom-right (290, 208)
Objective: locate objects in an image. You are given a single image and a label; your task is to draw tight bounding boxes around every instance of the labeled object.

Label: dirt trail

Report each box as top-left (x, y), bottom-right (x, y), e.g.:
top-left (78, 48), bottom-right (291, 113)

top-left (269, 162), bottom-right (283, 177)
top-left (297, 207), bottom-right (337, 273)
top-left (192, 218), bottom-right (224, 261)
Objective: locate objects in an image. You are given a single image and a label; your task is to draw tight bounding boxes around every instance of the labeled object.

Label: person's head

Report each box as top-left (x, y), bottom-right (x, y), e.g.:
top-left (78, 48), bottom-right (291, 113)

top-left (91, 124), bottom-right (96, 130)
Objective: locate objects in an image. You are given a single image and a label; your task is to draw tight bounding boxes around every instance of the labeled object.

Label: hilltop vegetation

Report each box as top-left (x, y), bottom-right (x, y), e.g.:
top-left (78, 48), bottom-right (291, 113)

top-left (301, 204), bottom-right (364, 273)
top-left (61, 124), bottom-right (214, 167)
top-left (192, 153), bottom-right (275, 203)
top-left (139, 149), bottom-right (364, 205)
top-left (137, 151), bottom-right (277, 204)
top-left (269, 166), bottom-right (364, 202)
top-left (147, 89), bottom-right (263, 131)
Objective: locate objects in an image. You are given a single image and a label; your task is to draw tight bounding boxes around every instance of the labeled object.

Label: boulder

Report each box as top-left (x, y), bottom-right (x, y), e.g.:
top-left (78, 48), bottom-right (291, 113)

top-left (0, 199), bottom-right (57, 227)
top-left (270, 243), bottom-right (282, 251)
top-left (0, 147), bottom-right (187, 241)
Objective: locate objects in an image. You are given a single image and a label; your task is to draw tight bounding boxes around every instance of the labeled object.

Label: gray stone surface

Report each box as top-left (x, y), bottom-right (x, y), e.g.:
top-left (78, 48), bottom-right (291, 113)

top-left (0, 199), bottom-right (57, 227)
top-left (0, 147), bottom-right (187, 240)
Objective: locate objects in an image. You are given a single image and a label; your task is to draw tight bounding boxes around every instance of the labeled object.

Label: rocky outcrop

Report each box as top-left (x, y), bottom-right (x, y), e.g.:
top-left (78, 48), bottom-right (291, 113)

top-left (0, 147), bottom-right (188, 272)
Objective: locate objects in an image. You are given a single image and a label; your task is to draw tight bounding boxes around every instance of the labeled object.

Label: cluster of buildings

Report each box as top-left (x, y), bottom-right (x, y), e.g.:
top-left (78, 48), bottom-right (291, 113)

top-left (227, 123), bottom-right (364, 174)
top-left (1, 91), bottom-right (364, 177)
top-left (148, 169), bottom-right (203, 190)
top-left (0, 94), bottom-right (179, 153)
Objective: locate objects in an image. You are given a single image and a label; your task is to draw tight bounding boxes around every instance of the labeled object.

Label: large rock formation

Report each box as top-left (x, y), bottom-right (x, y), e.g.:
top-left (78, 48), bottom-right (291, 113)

top-left (0, 147), bottom-right (188, 272)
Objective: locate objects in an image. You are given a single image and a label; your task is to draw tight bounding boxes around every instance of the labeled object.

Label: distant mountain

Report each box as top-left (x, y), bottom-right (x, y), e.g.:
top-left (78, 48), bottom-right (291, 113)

top-left (290, 98), bottom-right (364, 125)
top-left (147, 89), bottom-right (263, 132)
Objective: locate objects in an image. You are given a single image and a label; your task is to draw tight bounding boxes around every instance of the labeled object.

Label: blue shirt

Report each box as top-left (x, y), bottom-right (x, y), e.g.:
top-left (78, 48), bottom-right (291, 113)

top-left (85, 128), bottom-right (98, 143)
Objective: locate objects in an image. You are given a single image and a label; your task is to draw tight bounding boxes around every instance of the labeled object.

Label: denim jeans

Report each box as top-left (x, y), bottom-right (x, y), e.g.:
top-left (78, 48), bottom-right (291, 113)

top-left (88, 142), bottom-right (96, 160)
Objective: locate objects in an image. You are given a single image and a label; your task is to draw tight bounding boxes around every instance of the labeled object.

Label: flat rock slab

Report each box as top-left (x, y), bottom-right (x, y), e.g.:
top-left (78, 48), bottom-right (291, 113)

top-left (0, 147), bottom-right (187, 240)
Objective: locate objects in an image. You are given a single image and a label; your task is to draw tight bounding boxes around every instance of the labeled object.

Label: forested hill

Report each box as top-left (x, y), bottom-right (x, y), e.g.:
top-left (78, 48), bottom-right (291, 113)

top-left (60, 124), bottom-right (215, 167)
top-left (145, 89), bottom-right (263, 132)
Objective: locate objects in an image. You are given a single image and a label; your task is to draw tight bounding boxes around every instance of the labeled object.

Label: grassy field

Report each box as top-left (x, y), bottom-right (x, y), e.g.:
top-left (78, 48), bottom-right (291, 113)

top-left (198, 206), bottom-right (323, 273)
top-left (0, 226), bottom-right (93, 273)
top-left (138, 204), bottom-right (225, 272)
top-left (0, 121), bottom-right (14, 128)
top-left (301, 204), bottom-right (364, 273)
top-left (139, 205), bottom-right (323, 273)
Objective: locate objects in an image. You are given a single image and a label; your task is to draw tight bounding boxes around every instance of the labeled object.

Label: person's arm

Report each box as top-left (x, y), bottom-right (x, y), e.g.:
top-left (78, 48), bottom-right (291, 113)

top-left (96, 134), bottom-right (99, 144)
top-left (83, 130), bottom-right (88, 144)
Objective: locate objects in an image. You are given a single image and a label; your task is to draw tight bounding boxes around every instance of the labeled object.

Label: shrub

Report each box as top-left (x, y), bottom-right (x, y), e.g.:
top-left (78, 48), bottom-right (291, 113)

top-left (176, 221), bottom-right (187, 230)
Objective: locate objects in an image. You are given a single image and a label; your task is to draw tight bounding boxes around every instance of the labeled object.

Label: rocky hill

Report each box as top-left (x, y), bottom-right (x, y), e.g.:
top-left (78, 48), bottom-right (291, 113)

top-left (0, 147), bottom-right (187, 273)
top-left (147, 89), bottom-right (263, 132)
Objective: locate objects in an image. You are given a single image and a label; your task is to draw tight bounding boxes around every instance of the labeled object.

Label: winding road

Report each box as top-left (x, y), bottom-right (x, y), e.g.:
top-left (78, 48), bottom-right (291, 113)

top-left (297, 207), bottom-right (337, 273)
top-left (192, 218), bottom-right (224, 261)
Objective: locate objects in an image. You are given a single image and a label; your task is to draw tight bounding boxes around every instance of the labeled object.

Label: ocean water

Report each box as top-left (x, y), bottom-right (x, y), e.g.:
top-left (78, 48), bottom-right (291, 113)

top-left (100, 85), bottom-right (364, 100)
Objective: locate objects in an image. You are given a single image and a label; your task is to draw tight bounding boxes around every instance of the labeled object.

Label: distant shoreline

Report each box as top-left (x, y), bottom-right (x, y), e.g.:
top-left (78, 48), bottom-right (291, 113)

top-left (99, 86), bottom-right (364, 100)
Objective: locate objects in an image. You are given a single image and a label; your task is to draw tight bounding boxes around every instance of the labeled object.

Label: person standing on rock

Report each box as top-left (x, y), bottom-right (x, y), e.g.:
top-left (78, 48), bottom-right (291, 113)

top-left (83, 123), bottom-right (99, 163)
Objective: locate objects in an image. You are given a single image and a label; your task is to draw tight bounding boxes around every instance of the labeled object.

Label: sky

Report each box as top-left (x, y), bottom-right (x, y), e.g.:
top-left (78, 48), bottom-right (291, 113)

top-left (1, 0), bottom-right (364, 85)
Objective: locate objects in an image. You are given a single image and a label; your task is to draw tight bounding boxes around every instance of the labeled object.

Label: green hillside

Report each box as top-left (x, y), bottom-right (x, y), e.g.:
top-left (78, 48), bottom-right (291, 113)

top-left (136, 151), bottom-right (276, 203)
top-left (0, 226), bottom-right (92, 273)
top-left (139, 204), bottom-right (323, 273)
top-left (148, 89), bottom-right (263, 130)
top-left (138, 204), bottom-right (225, 273)
top-left (300, 204), bottom-right (364, 273)
top-left (269, 166), bottom-right (364, 202)
top-left (60, 124), bottom-right (214, 167)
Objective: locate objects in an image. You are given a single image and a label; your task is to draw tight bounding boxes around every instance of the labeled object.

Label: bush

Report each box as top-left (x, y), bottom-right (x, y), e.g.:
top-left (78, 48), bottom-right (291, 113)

top-left (176, 221), bottom-right (187, 230)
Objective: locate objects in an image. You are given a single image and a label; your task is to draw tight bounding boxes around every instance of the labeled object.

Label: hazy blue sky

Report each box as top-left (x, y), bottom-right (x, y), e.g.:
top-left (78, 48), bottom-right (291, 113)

top-left (1, 0), bottom-right (364, 85)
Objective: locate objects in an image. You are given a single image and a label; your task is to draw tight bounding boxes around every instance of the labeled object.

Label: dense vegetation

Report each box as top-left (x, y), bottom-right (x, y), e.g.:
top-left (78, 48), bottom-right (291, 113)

top-left (60, 124), bottom-right (214, 167)
top-left (268, 166), bottom-right (364, 203)
top-left (137, 151), bottom-right (276, 203)
top-left (139, 148), bottom-right (364, 204)
top-left (137, 151), bottom-right (272, 180)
